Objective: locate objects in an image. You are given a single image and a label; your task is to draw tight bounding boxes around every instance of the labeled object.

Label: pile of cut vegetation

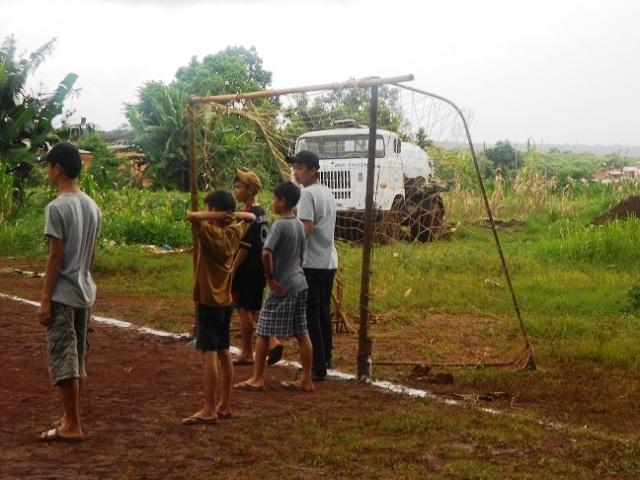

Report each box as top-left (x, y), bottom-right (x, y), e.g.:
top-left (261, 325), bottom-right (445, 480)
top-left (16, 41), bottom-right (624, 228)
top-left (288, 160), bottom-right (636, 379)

top-left (592, 195), bottom-right (640, 225)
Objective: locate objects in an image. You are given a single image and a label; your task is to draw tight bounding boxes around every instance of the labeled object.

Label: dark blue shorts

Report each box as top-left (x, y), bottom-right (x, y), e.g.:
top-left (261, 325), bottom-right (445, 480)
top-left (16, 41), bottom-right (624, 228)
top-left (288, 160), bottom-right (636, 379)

top-left (195, 303), bottom-right (233, 352)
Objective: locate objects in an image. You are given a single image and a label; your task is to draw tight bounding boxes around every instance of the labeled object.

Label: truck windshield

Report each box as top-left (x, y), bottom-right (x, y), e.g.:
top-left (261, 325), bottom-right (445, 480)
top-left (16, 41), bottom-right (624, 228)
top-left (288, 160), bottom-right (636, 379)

top-left (298, 134), bottom-right (385, 159)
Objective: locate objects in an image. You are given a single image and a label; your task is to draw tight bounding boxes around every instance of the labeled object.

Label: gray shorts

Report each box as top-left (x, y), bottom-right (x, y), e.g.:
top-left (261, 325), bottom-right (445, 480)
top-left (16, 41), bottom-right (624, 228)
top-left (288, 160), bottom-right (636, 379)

top-left (46, 302), bottom-right (90, 386)
top-left (256, 290), bottom-right (308, 337)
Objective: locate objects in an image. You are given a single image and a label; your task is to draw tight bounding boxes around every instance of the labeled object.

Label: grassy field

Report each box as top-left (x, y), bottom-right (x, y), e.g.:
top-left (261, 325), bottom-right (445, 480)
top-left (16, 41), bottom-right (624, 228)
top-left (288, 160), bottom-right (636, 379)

top-left (3, 179), bottom-right (640, 478)
top-left (3, 178), bottom-right (640, 367)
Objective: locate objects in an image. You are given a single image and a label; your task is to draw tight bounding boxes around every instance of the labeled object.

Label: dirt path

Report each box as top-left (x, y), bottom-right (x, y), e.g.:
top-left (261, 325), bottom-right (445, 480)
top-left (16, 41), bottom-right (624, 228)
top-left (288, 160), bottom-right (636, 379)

top-left (1, 293), bottom-right (384, 479)
top-left (3, 258), bottom-right (640, 478)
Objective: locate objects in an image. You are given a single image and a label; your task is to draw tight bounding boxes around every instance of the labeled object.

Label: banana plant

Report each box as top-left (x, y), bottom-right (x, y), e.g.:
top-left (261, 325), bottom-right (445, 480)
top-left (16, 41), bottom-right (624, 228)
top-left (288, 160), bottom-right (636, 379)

top-left (0, 35), bottom-right (78, 201)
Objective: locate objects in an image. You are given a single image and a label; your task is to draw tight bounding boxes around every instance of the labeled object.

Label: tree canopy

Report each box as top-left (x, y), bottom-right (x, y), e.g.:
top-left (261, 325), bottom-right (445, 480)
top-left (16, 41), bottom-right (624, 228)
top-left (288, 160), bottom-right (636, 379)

top-left (127, 46), bottom-right (276, 191)
top-left (484, 140), bottom-right (521, 175)
top-left (0, 35), bottom-right (78, 196)
top-left (174, 46), bottom-right (272, 97)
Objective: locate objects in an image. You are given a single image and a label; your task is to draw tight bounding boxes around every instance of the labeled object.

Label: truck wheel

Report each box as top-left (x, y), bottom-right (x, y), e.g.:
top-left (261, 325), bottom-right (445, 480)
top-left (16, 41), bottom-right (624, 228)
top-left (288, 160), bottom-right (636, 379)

top-left (335, 211), bottom-right (365, 242)
top-left (409, 194), bottom-right (444, 242)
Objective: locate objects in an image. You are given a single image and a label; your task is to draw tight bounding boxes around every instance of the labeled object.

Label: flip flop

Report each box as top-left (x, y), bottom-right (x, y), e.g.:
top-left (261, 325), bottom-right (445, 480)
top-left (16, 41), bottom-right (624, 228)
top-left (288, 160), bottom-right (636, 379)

top-left (181, 416), bottom-right (217, 426)
top-left (267, 344), bottom-right (284, 365)
top-left (40, 427), bottom-right (84, 443)
top-left (281, 381), bottom-right (314, 392)
top-left (234, 381), bottom-right (265, 392)
top-left (232, 358), bottom-right (254, 366)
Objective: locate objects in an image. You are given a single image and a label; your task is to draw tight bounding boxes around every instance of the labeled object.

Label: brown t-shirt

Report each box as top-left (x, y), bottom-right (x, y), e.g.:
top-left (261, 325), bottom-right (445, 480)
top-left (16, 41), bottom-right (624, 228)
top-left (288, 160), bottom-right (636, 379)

top-left (193, 221), bottom-right (250, 307)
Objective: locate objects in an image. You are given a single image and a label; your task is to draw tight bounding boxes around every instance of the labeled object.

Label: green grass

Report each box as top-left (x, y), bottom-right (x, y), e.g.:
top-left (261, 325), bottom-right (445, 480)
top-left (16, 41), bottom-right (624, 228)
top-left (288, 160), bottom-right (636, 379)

top-left (93, 244), bottom-right (193, 300)
top-left (0, 216), bottom-right (46, 257)
top-left (5, 184), bottom-right (640, 478)
top-left (5, 183), bottom-right (640, 371)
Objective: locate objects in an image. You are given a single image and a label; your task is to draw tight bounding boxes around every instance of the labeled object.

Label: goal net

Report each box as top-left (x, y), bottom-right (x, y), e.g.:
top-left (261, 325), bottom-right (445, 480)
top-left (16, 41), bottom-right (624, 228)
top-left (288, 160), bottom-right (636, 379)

top-left (187, 75), bottom-right (535, 375)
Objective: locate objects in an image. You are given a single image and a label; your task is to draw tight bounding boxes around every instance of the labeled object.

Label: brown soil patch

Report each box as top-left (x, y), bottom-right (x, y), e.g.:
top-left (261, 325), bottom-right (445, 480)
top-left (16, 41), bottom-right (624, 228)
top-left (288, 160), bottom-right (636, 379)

top-left (592, 195), bottom-right (640, 225)
top-left (2, 258), bottom-right (640, 478)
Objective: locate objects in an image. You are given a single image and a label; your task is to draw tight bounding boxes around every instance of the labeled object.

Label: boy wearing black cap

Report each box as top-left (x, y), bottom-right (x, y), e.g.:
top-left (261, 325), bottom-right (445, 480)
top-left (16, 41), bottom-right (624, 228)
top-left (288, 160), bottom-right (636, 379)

top-left (286, 150), bottom-right (338, 382)
top-left (36, 142), bottom-right (102, 442)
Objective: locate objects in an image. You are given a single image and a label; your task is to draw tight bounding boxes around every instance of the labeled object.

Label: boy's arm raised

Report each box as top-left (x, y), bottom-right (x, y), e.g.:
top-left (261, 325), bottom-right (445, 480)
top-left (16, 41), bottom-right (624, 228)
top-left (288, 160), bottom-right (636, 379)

top-left (187, 210), bottom-right (226, 223)
top-left (233, 211), bottom-right (256, 224)
top-left (187, 211), bottom-right (256, 224)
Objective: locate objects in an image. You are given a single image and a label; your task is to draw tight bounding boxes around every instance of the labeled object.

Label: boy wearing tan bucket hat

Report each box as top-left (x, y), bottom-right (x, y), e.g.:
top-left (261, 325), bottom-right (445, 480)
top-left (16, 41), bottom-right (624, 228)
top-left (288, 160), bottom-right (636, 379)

top-left (232, 169), bottom-right (283, 366)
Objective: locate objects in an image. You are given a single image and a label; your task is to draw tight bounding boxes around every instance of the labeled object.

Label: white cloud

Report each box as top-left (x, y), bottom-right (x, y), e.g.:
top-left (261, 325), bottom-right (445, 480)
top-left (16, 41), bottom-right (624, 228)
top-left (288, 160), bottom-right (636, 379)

top-left (2, 0), bottom-right (640, 145)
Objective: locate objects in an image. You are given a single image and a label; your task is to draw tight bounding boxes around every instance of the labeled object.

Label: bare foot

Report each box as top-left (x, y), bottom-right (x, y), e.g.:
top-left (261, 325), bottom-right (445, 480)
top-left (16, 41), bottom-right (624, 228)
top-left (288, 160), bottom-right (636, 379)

top-left (181, 408), bottom-right (217, 425)
top-left (281, 380), bottom-right (314, 392)
top-left (234, 380), bottom-right (265, 391)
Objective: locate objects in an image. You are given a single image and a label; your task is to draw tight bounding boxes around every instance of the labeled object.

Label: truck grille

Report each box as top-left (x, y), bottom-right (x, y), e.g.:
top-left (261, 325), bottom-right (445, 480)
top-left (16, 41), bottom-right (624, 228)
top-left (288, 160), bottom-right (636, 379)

top-left (319, 170), bottom-right (351, 199)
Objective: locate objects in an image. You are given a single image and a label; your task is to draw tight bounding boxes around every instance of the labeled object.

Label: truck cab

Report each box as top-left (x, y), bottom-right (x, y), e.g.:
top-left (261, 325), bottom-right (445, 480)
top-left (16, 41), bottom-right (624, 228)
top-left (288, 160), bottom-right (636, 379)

top-left (293, 120), bottom-right (446, 242)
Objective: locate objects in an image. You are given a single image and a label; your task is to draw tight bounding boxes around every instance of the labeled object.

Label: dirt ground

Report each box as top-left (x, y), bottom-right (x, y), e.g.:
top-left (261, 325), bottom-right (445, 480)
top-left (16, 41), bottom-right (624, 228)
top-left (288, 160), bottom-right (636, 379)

top-left (2, 257), bottom-right (640, 479)
top-left (591, 195), bottom-right (640, 225)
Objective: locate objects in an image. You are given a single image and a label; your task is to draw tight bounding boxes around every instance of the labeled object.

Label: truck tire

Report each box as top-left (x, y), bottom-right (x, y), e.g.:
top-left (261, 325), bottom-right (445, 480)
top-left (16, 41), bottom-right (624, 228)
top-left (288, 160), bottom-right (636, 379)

top-left (335, 210), bottom-right (365, 242)
top-left (334, 194), bottom-right (444, 243)
top-left (408, 193), bottom-right (444, 242)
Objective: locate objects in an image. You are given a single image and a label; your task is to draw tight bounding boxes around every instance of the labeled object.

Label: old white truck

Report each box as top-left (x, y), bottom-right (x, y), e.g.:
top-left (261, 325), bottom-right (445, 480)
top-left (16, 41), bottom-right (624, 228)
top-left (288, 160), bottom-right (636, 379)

top-left (293, 120), bottom-right (448, 242)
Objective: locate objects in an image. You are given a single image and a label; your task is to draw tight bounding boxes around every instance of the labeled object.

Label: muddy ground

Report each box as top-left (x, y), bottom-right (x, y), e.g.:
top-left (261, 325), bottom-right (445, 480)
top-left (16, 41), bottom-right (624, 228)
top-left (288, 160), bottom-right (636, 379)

top-left (2, 257), bottom-right (640, 479)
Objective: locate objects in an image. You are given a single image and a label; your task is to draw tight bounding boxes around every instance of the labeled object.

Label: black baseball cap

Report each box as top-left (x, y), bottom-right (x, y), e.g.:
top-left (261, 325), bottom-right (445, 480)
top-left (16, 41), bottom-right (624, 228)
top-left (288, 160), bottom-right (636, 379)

top-left (36, 142), bottom-right (82, 179)
top-left (285, 150), bottom-right (320, 170)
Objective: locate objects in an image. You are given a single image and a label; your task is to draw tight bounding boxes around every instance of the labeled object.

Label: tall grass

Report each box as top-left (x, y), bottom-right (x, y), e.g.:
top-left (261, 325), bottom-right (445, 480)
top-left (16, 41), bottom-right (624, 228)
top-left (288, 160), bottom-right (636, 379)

top-left (532, 217), bottom-right (640, 267)
top-left (0, 217), bottom-right (47, 257)
top-left (446, 164), bottom-right (638, 224)
top-left (4, 173), bottom-right (640, 369)
top-left (0, 167), bottom-right (19, 222)
top-left (98, 188), bottom-right (193, 247)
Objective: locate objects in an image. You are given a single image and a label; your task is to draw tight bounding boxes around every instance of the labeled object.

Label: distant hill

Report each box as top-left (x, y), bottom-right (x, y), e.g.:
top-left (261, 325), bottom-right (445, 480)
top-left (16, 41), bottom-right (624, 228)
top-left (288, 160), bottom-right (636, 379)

top-left (435, 142), bottom-right (640, 158)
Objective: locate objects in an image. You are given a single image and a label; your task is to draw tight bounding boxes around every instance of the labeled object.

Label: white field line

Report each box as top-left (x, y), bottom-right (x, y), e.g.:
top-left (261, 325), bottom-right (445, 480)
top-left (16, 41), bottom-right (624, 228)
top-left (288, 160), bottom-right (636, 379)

top-left (1, 291), bottom-right (455, 403)
top-left (1, 291), bottom-right (621, 441)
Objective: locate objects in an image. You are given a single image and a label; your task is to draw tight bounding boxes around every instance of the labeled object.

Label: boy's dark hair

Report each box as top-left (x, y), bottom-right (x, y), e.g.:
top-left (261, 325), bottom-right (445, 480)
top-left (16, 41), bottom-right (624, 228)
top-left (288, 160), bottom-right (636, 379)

top-left (36, 142), bottom-right (82, 179)
top-left (272, 181), bottom-right (300, 209)
top-left (204, 190), bottom-right (236, 211)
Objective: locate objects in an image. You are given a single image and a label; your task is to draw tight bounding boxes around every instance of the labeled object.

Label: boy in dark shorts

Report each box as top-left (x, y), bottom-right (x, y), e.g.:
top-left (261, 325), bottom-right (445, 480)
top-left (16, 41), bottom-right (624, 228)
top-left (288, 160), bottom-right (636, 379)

top-left (36, 142), bottom-right (102, 442)
top-left (234, 181), bottom-right (314, 393)
top-left (231, 169), bottom-right (283, 366)
top-left (183, 190), bottom-right (256, 425)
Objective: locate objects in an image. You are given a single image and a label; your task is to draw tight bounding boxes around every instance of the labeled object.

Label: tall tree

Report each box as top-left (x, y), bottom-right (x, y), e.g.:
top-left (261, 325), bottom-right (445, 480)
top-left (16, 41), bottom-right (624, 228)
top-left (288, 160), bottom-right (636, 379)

top-left (127, 46), bottom-right (275, 191)
top-left (127, 81), bottom-right (189, 190)
top-left (173, 46), bottom-right (272, 97)
top-left (485, 140), bottom-right (521, 175)
top-left (0, 35), bottom-right (78, 194)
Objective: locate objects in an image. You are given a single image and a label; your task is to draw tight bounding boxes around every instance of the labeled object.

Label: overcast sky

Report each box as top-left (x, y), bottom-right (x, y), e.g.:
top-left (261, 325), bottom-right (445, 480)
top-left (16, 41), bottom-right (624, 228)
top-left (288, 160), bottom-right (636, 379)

top-left (2, 0), bottom-right (639, 146)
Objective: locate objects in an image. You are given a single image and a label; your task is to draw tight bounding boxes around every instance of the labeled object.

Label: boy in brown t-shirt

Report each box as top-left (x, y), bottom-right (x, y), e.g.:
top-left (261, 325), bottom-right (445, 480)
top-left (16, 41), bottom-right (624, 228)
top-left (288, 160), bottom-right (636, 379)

top-left (182, 190), bottom-right (255, 425)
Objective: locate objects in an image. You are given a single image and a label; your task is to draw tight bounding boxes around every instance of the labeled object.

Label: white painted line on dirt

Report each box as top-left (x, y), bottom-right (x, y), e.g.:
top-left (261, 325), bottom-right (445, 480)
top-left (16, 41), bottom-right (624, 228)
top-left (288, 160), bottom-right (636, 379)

top-left (0, 292), bottom-right (493, 409)
top-left (0, 293), bottom-right (39, 307)
top-left (3, 292), bottom-right (614, 440)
